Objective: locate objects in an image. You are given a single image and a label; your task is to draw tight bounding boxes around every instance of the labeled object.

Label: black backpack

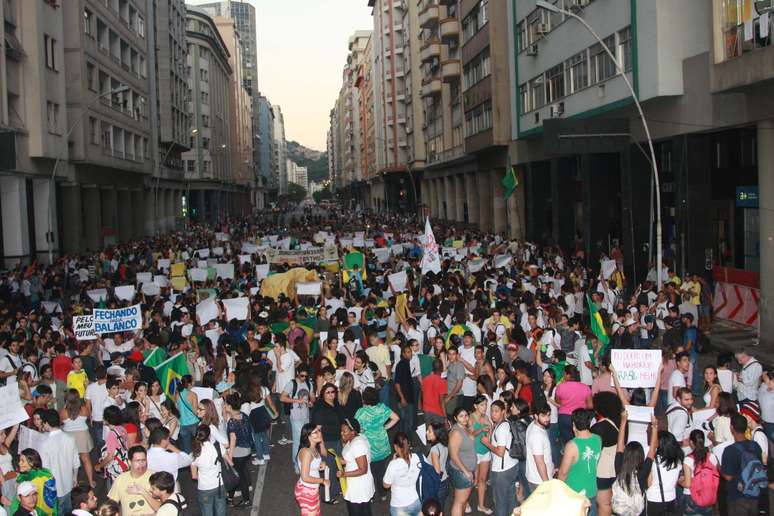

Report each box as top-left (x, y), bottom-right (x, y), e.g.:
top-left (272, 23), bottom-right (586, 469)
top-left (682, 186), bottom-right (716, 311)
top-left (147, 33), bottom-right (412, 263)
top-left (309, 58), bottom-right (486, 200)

top-left (249, 404), bottom-right (272, 432)
top-left (282, 379), bottom-right (311, 415)
top-left (160, 495), bottom-right (188, 514)
top-left (506, 417), bottom-right (530, 460)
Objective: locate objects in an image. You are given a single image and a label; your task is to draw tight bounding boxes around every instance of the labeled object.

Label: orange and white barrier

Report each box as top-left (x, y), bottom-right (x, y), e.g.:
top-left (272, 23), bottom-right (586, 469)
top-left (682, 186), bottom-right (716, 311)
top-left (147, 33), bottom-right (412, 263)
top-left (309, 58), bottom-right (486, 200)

top-left (713, 281), bottom-right (760, 327)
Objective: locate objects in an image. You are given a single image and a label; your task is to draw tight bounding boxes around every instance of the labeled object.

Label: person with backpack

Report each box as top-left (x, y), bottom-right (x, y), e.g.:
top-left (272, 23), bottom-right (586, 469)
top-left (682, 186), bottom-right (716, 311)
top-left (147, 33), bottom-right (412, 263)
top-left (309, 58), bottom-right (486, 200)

top-left (680, 429), bottom-right (719, 515)
top-left (508, 398), bottom-right (533, 502)
top-left (645, 431), bottom-right (684, 516)
top-left (150, 471), bottom-right (187, 516)
top-left (738, 400), bottom-right (770, 516)
top-left (612, 410), bottom-right (657, 516)
top-left (424, 422), bottom-right (449, 507)
top-left (383, 432), bottom-right (422, 516)
top-left (720, 414), bottom-right (768, 516)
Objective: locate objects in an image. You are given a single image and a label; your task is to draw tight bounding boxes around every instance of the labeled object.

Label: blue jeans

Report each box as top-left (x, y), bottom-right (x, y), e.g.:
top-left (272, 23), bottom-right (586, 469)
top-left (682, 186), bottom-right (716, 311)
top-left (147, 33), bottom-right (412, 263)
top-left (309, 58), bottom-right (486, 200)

top-left (587, 495), bottom-right (597, 516)
top-left (559, 414), bottom-right (574, 447)
top-left (178, 423), bottom-right (198, 454)
top-left (491, 465), bottom-right (518, 516)
top-left (548, 422), bottom-right (561, 466)
top-left (58, 494), bottom-right (72, 515)
top-left (390, 498), bottom-right (421, 516)
top-left (253, 430), bottom-right (270, 459)
top-left (437, 478), bottom-right (450, 508)
top-left (91, 421), bottom-right (104, 452)
top-left (398, 402), bottom-right (416, 437)
top-left (516, 460), bottom-right (531, 501)
top-left (379, 381), bottom-right (391, 405)
top-left (197, 486), bottom-right (227, 516)
top-left (691, 354), bottom-right (702, 397)
top-left (684, 495), bottom-right (713, 515)
top-left (291, 418), bottom-right (305, 474)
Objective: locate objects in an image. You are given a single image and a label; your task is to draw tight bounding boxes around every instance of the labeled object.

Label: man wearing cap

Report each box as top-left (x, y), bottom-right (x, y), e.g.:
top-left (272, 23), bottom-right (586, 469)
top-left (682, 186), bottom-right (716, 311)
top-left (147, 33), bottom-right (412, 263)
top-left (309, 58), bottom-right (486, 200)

top-left (14, 481), bottom-right (38, 516)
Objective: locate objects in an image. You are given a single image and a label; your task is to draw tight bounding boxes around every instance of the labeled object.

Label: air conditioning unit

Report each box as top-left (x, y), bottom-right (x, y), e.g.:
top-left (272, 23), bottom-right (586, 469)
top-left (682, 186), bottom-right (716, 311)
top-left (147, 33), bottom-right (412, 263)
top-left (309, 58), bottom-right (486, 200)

top-left (526, 44), bottom-right (538, 56)
top-left (536, 23), bottom-right (550, 35)
top-left (550, 102), bottom-right (565, 118)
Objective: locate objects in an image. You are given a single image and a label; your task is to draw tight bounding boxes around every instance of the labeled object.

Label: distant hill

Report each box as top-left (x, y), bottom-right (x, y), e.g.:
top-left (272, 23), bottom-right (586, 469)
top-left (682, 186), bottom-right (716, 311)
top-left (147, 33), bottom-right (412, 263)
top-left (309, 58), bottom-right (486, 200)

top-left (287, 140), bottom-right (328, 184)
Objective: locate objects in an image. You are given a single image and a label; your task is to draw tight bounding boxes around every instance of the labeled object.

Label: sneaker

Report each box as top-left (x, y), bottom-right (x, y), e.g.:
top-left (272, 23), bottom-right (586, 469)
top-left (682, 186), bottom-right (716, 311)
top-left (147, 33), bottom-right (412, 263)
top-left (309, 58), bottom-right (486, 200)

top-left (256, 459), bottom-right (265, 466)
top-left (278, 437), bottom-right (292, 445)
top-left (251, 458), bottom-right (259, 465)
top-left (263, 454), bottom-right (271, 461)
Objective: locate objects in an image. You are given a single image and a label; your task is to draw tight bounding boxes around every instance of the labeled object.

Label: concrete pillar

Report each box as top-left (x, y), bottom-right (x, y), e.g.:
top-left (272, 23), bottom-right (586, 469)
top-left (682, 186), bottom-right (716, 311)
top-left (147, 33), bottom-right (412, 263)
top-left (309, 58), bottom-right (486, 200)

top-left (82, 186), bottom-right (102, 251)
top-left (61, 183), bottom-right (82, 255)
top-left (32, 179), bottom-right (56, 263)
top-left (442, 176), bottom-right (451, 221)
top-left (174, 190), bottom-right (182, 226)
top-left (466, 173), bottom-right (479, 226)
top-left (492, 169), bottom-right (506, 235)
top-left (164, 189), bottom-right (173, 231)
top-left (479, 171), bottom-right (492, 232)
top-left (196, 190), bottom-right (206, 222)
top-left (454, 174), bottom-right (465, 222)
top-left (508, 167), bottom-right (526, 239)
top-left (0, 176), bottom-right (30, 267)
top-left (430, 179), bottom-right (438, 218)
top-left (758, 120), bottom-right (774, 347)
top-left (144, 189), bottom-right (157, 236)
top-left (101, 187), bottom-right (117, 245)
top-left (117, 189), bottom-right (132, 242)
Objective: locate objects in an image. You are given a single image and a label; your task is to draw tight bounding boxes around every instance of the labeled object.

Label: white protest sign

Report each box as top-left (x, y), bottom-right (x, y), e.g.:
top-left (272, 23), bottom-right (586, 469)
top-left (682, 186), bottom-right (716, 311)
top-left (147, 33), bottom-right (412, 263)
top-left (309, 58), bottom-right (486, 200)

top-left (181, 251), bottom-right (190, 260)
top-left (215, 232), bottom-right (229, 242)
top-left (611, 349), bottom-right (662, 388)
top-left (41, 301), bottom-right (61, 315)
top-left (239, 255), bottom-right (252, 265)
top-left (340, 238), bottom-right (353, 248)
top-left (196, 248), bottom-right (210, 258)
top-left (601, 259), bottom-right (617, 279)
top-left (215, 263), bottom-right (235, 280)
top-left (493, 255), bottom-right (513, 269)
top-left (389, 271), bottom-right (408, 293)
top-left (18, 426), bottom-right (48, 455)
top-left (222, 297), bottom-right (249, 321)
top-left (391, 244), bottom-right (404, 255)
top-left (249, 287), bottom-right (260, 296)
top-left (364, 239), bottom-right (375, 248)
top-left (189, 268), bottom-right (208, 283)
top-left (93, 304), bottom-right (143, 334)
top-left (154, 275), bottom-right (169, 287)
top-left (0, 384), bottom-right (30, 428)
top-left (74, 315), bottom-right (96, 341)
top-left (625, 405), bottom-right (654, 423)
top-left (255, 264), bottom-right (270, 280)
top-left (212, 246), bottom-right (224, 257)
top-left (468, 259), bottom-right (486, 273)
top-left (373, 247), bottom-right (391, 264)
top-left (157, 259), bottom-right (171, 270)
top-left (296, 281), bottom-right (322, 296)
top-left (141, 283), bottom-right (160, 297)
top-left (197, 260), bottom-right (208, 269)
top-left (136, 272), bottom-right (153, 285)
top-left (197, 297), bottom-right (219, 325)
top-left (114, 285), bottom-right (136, 301)
top-left (242, 243), bottom-right (260, 255)
top-left (353, 238), bottom-right (365, 248)
top-left (442, 247), bottom-right (456, 257)
top-left (87, 289), bottom-right (108, 303)
top-left (191, 386), bottom-right (214, 402)
top-left (278, 238), bottom-right (291, 250)
top-left (718, 369), bottom-right (733, 393)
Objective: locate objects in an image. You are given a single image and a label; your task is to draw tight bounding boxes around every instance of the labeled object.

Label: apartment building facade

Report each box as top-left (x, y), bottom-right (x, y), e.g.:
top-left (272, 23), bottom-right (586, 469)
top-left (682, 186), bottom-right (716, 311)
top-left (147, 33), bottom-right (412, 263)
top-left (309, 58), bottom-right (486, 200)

top-left (273, 104), bottom-right (288, 195)
top-left (256, 95), bottom-right (275, 204)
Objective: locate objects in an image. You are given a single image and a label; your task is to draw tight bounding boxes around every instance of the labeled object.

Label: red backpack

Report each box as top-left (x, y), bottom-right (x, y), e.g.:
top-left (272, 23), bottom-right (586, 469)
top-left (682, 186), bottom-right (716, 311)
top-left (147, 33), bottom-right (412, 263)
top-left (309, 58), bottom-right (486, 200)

top-left (690, 454), bottom-right (720, 507)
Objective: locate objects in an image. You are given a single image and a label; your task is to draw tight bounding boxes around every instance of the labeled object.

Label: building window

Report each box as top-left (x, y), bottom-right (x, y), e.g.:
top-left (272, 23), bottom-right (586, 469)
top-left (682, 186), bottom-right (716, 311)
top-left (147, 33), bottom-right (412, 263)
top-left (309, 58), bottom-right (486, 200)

top-left (200, 91), bottom-right (209, 104)
top-left (590, 35), bottom-right (616, 83)
top-left (89, 117), bottom-right (99, 144)
top-left (546, 63), bottom-right (565, 102)
top-left (43, 34), bottom-right (57, 71)
top-left (516, 21), bottom-right (527, 52)
top-left (86, 63), bottom-right (97, 91)
top-left (720, 1), bottom-right (773, 61)
top-left (46, 102), bottom-right (61, 134)
top-left (84, 9), bottom-right (94, 36)
top-left (137, 16), bottom-right (145, 38)
top-left (464, 100), bottom-right (492, 137)
top-left (144, 137), bottom-right (149, 158)
top-left (462, 48), bottom-right (490, 90)
top-left (529, 75), bottom-right (545, 111)
top-left (202, 115), bottom-right (210, 127)
top-left (462, 0), bottom-right (489, 41)
top-left (101, 122), bottom-right (111, 149)
top-left (203, 160), bottom-right (211, 172)
top-left (200, 68), bottom-right (208, 82)
top-left (566, 50), bottom-right (588, 93)
top-left (187, 160), bottom-right (195, 172)
top-left (519, 83), bottom-right (530, 113)
top-left (618, 26), bottom-right (632, 72)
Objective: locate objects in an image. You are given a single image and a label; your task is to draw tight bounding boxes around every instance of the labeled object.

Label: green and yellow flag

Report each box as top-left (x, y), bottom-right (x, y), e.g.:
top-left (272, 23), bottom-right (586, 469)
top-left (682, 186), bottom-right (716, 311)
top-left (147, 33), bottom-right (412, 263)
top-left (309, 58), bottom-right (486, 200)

top-left (143, 347), bottom-right (166, 368)
top-left (587, 295), bottom-right (609, 353)
top-left (154, 352), bottom-right (190, 396)
top-left (502, 158), bottom-right (518, 200)
top-left (343, 251), bottom-right (366, 283)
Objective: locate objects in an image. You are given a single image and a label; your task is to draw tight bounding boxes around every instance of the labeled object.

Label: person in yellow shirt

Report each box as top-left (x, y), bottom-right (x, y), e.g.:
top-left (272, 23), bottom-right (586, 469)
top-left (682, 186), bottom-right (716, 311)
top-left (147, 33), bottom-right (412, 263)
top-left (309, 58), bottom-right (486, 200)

top-left (680, 275), bottom-right (701, 306)
top-left (66, 357), bottom-right (88, 398)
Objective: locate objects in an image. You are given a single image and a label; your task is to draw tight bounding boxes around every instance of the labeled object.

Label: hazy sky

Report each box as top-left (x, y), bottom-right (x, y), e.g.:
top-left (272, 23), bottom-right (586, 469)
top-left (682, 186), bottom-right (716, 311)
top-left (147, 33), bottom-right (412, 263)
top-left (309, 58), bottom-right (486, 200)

top-left (188, 0), bottom-right (373, 151)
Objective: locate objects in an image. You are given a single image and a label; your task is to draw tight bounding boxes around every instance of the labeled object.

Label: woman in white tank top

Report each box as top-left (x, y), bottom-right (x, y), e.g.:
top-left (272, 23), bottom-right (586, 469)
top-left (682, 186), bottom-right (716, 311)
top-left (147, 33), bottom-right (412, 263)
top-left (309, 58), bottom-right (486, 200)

top-left (295, 423), bottom-right (329, 516)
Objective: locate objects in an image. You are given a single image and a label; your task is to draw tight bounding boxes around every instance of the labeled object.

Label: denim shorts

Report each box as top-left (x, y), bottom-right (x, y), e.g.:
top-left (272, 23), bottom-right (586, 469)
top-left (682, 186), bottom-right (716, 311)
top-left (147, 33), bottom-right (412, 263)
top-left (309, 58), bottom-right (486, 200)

top-left (448, 464), bottom-right (474, 490)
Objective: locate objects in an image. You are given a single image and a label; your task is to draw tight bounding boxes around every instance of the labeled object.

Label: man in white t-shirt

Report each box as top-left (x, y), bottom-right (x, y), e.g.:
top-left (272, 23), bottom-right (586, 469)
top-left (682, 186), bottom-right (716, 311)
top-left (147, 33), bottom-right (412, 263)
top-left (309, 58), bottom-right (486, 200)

top-left (525, 403), bottom-right (555, 491)
top-left (667, 352), bottom-right (690, 406)
top-left (482, 400), bottom-right (518, 516)
top-left (459, 333), bottom-right (478, 411)
top-left (574, 337), bottom-right (594, 386)
top-left (85, 366), bottom-right (110, 450)
top-left (666, 387), bottom-right (693, 452)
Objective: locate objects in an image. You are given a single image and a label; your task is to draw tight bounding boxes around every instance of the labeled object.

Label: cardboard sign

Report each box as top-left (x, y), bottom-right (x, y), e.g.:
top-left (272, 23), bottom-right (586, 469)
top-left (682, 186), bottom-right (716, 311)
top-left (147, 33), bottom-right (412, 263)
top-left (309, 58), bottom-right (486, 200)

top-left (611, 349), bottom-right (662, 388)
top-left (18, 426), bottom-right (48, 455)
top-left (222, 297), bottom-right (249, 321)
top-left (87, 289), bottom-right (108, 303)
top-left (157, 259), bottom-right (171, 270)
top-left (136, 272), bottom-right (153, 285)
top-left (93, 304), bottom-right (143, 334)
top-left (74, 315), bottom-right (96, 341)
top-left (197, 297), bottom-right (219, 325)
top-left (114, 285), bottom-right (136, 301)
top-left (0, 384), bottom-right (30, 429)
top-left (625, 405), bottom-right (654, 423)
top-left (170, 263), bottom-right (186, 277)
top-left (296, 281), bottom-right (322, 296)
top-left (255, 264), bottom-right (270, 280)
top-left (141, 283), bottom-right (160, 297)
top-left (389, 271), bottom-right (408, 293)
top-left (189, 268), bottom-right (208, 283)
top-left (215, 263), bottom-right (235, 280)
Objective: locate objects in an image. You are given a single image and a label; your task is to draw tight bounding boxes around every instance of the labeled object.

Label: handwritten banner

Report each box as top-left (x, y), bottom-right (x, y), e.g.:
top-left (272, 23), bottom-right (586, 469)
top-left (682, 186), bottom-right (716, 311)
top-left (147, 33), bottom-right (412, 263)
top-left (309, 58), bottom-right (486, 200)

top-left (74, 315), bottom-right (96, 341)
top-left (611, 349), bottom-right (662, 388)
top-left (93, 304), bottom-right (143, 334)
top-left (263, 245), bottom-right (338, 265)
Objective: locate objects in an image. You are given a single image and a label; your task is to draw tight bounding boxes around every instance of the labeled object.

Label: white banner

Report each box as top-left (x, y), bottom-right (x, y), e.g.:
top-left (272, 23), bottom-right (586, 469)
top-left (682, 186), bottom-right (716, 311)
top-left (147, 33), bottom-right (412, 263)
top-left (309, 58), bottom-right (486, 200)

top-left (74, 315), bottom-right (96, 341)
top-left (0, 384), bottom-right (30, 429)
top-left (389, 271), bottom-right (408, 293)
top-left (222, 297), bottom-right (249, 321)
top-left (611, 349), bottom-right (662, 388)
top-left (114, 285), bottom-right (136, 301)
top-left (296, 281), bottom-right (322, 296)
top-left (197, 297), bottom-right (219, 325)
top-left (93, 304), bottom-right (143, 334)
top-left (420, 218), bottom-right (441, 275)
top-left (87, 289), bottom-right (108, 303)
top-left (215, 263), bottom-right (235, 280)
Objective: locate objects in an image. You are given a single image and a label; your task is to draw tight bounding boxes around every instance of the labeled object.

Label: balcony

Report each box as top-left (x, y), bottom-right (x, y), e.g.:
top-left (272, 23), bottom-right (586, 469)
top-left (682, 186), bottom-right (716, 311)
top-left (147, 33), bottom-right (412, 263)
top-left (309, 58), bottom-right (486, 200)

top-left (440, 17), bottom-right (459, 41)
top-left (441, 59), bottom-right (460, 82)
top-left (421, 78), bottom-right (442, 98)
top-left (420, 40), bottom-right (441, 63)
top-left (419, 4), bottom-right (440, 28)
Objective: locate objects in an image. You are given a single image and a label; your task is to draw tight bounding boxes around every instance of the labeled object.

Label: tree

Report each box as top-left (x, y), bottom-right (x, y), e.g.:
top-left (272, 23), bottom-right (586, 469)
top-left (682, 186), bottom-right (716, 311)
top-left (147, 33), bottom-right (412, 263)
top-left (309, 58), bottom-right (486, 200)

top-left (313, 189), bottom-right (333, 204)
top-left (287, 182), bottom-right (307, 203)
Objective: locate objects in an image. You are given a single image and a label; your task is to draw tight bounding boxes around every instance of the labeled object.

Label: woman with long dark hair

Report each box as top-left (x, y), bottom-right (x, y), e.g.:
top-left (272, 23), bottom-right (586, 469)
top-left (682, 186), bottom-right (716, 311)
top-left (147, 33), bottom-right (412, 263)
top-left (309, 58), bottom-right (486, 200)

top-left (702, 366), bottom-right (722, 410)
top-left (295, 423), bottom-right (329, 516)
top-left (175, 374), bottom-right (200, 453)
top-left (542, 368), bottom-right (561, 467)
top-left (60, 387), bottom-right (95, 487)
top-left (191, 424), bottom-right (228, 516)
top-left (645, 431), bottom-right (684, 516)
top-left (225, 393), bottom-right (253, 507)
top-left (448, 406), bottom-right (477, 516)
top-left (383, 432), bottom-right (421, 516)
top-left (613, 411), bottom-right (657, 516)
top-left (9, 448), bottom-right (57, 516)
top-left (426, 421), bottom-right (449, 506)
top-left (680, 429), bottom-right (717, 515)
top-left (591, 391), bottom-right (623, 516)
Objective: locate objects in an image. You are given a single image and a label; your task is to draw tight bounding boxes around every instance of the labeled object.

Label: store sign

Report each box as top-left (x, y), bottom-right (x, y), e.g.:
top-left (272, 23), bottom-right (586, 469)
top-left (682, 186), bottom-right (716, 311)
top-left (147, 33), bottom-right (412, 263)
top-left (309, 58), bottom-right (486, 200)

top-left (736, 186), bottom-right (759, 207)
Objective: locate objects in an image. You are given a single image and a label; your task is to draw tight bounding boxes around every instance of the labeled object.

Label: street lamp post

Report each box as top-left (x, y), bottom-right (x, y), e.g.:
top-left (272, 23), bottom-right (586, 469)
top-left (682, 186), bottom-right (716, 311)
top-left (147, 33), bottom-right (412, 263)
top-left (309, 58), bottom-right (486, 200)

top-left (47, 85), bottom-right (129, 264)
top-left (535, 1), bottom-right (663, 290)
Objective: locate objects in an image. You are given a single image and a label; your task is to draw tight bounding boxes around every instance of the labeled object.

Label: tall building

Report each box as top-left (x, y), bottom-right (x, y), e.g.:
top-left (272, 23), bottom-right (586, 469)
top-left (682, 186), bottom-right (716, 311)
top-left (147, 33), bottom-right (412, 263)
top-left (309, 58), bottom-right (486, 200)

top-left (256, 95), bottom-right (275, 203)
top-left (213, 15), bottom-right (254, 213)
top-left (181, 8), bottom-right (233, 222)
top-left (287, 160), bottom-right (308, 191)
top-left (273, 104), bottom-right (288, 195)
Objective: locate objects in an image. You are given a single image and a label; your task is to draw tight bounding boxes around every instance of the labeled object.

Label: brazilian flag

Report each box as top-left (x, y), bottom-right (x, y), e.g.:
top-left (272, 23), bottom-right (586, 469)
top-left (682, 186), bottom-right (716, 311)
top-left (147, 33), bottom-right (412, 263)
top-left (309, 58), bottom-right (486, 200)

top-left (445, 323), bottom-right (474, 348)
top-left (343, 251), bottom-right (366, 283)
top-left (154, 352), bottom-right (190, 396)
top-left (9, 467), bottom-right (57, 515)
top-left (587, 295), bottom-right (610, 357)
top-left (271, 317), bottom-right (319, 353)
top-left (143, 347), bottom-right (166, 368)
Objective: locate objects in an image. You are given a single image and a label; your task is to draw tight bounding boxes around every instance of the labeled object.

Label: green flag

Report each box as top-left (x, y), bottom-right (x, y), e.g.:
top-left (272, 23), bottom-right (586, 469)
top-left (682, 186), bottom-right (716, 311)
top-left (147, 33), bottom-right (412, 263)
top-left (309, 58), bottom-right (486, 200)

top-left (502, 165), bottom-right (518, 200)
top-left (143, 347), bottom-right (166, 368)
top-left (587, 295), bottom-right (610, 354)
top-left (154, 352), bottom-right (190, 396)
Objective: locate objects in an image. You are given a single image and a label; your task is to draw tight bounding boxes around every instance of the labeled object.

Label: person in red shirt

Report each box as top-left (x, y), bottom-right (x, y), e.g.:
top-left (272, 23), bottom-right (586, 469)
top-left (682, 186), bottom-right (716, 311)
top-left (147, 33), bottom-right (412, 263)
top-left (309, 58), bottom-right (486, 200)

top-left (515, 363), bottom-right (534, 409)
top-left (421, 359), bottom-right (448, 426)
top-left (51, 344), bottom-right (72, 409)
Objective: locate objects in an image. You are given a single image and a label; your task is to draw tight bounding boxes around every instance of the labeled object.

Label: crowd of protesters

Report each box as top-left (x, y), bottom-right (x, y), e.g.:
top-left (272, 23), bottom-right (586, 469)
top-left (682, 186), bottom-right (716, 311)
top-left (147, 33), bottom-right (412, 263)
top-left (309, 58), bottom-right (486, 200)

top-left (0, 205), bottom-right (769, 516)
